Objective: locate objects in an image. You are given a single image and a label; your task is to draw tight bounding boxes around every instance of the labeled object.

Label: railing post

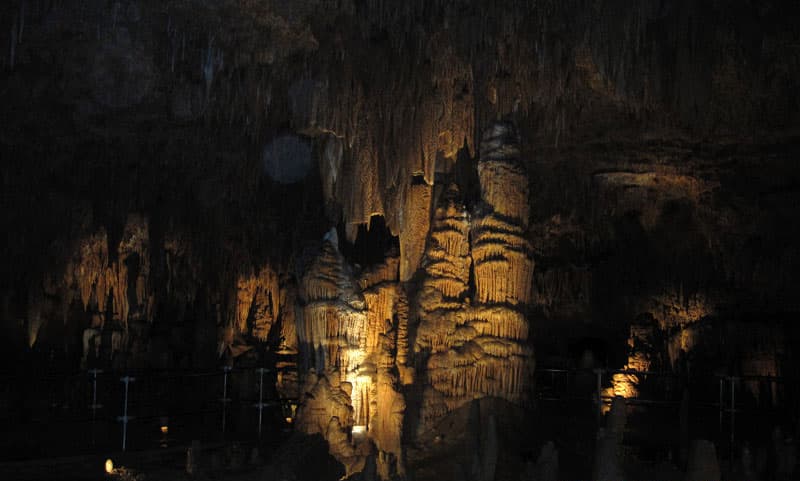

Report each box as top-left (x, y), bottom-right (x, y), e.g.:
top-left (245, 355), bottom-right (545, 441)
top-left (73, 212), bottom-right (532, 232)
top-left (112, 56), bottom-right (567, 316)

top-left (730, 376), bottom-right (736, 462)
top-left (221, 366), bottom-right (231, 436)
top-left (117, 375), bottom-right (135, 451)
top-left (718, 377), bottom-right (723, 434)
top-left (88, 369), bottom-right (103, 446)
top-left (255, 368), bottom-right (269, 439)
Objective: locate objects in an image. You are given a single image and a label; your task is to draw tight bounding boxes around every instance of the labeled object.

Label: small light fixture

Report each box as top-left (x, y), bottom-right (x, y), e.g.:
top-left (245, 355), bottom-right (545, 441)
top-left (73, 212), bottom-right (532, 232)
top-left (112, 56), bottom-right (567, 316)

top-left (351, 425), bottom-right (366, 436)
top-left (285, 417), bottom-right (293, 424)
top-left (160, 425), bottom-right (169, 435)
top-left (104, 458), bottom-right (114, 474)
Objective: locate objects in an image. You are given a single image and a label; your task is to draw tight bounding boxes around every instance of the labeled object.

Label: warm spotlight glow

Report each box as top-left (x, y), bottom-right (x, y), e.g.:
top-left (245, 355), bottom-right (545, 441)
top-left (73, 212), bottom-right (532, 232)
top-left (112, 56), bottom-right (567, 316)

top-left (285, 417), bottom-right (293, 424)
top-left (612, 372), bottom-right (639, 398)
top-left (104, 458), bottom-right (114, 474)
top-left (160, 425), bottom-right (169, 434)
top-left (351, 425), bottom-right (366, 435)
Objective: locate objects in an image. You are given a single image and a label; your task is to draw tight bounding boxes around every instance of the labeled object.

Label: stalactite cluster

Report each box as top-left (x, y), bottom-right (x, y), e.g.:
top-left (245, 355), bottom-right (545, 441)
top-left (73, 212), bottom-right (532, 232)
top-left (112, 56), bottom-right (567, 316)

top-left (233, 265), bottom-right (280, 340)
top-left (59, 214), bottom-right (152, 364)
top-left (65, 214), bottom-right (152, 329)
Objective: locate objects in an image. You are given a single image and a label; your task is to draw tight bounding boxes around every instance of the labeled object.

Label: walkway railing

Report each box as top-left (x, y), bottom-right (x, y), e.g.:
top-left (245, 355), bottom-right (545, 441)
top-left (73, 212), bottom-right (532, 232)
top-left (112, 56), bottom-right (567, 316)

top-left (0, 366), bottom-right (296, 462)
top-left (0, 365), bottom-right (792, 464)
top-left (535, 367), bottom-right (792, 463)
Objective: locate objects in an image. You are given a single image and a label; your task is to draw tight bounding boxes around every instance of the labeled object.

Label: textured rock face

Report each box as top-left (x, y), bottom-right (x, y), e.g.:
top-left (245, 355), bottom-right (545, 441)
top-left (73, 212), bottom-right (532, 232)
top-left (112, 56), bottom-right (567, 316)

top-left (60, 214), bottom-right (152, 365)
top-left (2, 1), bottom-right (800, 478)
top-left (473, 124), bottom-right (534, 306)
top-left (294, 372), bottom-right (364, 477)
top-left (292, 124), bottom-right (536, 473)
top-left (415, 123), bottom-right (535, 434)
top-left (298, 229), bottom-right (367, 377)
top-left (67, 213), bottom-right (151, 329)
top-left (294, 230), bottom-right (407, 477)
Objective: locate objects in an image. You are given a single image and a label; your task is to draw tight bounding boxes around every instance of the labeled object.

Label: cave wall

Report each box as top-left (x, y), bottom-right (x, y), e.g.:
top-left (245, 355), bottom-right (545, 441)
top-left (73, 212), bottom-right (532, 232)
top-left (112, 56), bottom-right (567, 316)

top-left (1, 0), bottom-right (800, 477)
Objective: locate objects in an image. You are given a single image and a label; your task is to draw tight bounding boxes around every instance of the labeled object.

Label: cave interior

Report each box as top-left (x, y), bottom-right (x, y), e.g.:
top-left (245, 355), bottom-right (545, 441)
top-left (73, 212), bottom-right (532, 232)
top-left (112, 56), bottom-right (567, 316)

top-left (1, 1), bottom-right (800, 480)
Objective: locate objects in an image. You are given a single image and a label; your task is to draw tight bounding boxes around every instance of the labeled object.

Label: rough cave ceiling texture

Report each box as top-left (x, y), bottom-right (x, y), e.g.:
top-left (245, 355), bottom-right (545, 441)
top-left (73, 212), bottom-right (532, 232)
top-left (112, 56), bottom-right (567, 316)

top-left (2, 0), bottom-right (800, 477)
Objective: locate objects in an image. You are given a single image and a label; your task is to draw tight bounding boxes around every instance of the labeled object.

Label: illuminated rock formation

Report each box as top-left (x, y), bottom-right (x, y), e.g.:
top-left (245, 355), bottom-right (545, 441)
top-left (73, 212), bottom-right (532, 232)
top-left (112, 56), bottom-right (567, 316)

top-left (414, 122), bottom-right (535, 435)
top-left (472, 123), bottom-right (534, 306)
top-left (1, 4), bottom-right (799, 480)
top-left (298, 228), bottom-right (367, 377)
top-left (60, 214), bottom-right (152, 364)
top-left (609, 319), bottom-right (656, 399)
top-left (66, 213), bottom-right (152, 329)
top-left (295, 230), bottom-right (407, 478)
top-left (369, 330), bottom-right (406, 479)
top-left (294, 372), bottom-right (364, 477)
top-left (414, 184), bottom-right (472, 356)
top-left (234, 265), bottom-right (280, 340)
top-left (400, 181), bottom-right (434, 281)
top-left (476, 123), bottom-right (530, 226)
top-left (275, 277), bottom-right (300, 399)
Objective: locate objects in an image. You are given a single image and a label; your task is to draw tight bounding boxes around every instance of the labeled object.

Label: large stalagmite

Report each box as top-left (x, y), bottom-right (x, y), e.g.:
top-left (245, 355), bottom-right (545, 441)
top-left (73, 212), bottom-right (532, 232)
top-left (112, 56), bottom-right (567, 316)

top-left (295, 230), bottom-right (407, 478)
top-left (295, 229), bottom-right (367, 473)
top-left (414, 122), bottom-right (535, 435)
top-left (298, 228), bottom-right (367, 377)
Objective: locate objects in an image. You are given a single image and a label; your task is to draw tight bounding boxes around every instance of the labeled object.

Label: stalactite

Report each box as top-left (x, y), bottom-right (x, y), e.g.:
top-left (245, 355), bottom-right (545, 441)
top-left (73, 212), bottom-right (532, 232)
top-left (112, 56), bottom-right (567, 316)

top-left (64, 213), bottom-right (151, 329)
top-left (234, 264), bottom-right (280, 340)
top-left (400, 181), bottom-right (433, 281)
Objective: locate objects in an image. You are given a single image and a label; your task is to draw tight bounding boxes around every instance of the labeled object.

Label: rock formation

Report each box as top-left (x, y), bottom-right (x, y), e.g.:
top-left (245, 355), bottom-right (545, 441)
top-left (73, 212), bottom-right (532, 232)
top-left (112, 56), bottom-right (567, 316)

top-left (294, 230), bottom-right (407, 477)
top-left (294, 371), bottom-right (363, 477)
top-left (415, 122), bottom-right (535, 435)
top-left (2, 1), bottom-right (800, 479)
top-left (60, 214), bottom-right (152, 365)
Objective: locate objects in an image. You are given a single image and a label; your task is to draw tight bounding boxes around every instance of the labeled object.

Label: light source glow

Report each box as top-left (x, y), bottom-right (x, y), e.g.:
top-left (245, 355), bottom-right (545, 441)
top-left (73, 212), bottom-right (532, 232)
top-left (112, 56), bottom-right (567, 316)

top-left (104, 458), bottom-right (114, 474)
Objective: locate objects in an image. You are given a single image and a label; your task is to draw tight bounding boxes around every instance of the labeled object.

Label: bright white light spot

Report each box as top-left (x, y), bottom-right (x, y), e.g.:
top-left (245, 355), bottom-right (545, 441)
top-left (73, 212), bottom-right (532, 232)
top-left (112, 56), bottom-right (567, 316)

top-left (351, 425), bottom-right (366, 435)
top-left (105, 458), bottom-right (114, 474)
